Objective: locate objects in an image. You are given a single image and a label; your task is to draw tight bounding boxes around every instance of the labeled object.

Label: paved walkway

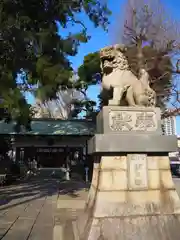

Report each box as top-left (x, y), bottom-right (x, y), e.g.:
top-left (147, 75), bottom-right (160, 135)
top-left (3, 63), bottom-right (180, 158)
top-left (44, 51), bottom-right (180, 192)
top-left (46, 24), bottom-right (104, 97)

top-left (0, 178), bottom-right (60, 240)
top-left (54, 180), bottom-right (89, 240)
top-left (1, 177), bottom-right (180, 240)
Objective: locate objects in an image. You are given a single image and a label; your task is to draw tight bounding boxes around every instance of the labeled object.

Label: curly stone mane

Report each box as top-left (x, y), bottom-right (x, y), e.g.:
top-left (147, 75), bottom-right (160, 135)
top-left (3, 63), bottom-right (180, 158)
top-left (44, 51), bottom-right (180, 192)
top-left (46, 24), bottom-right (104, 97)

top-left (100, 44), bottom-right (130, 73)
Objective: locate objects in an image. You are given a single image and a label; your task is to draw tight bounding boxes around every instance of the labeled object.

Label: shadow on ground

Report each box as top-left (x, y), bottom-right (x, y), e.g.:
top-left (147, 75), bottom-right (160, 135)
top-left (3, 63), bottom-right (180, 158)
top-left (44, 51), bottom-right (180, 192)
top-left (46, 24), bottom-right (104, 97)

top-left (58, 180), bottom-right (90, 198)
top-left (0, 177), bottom-right (90, 211)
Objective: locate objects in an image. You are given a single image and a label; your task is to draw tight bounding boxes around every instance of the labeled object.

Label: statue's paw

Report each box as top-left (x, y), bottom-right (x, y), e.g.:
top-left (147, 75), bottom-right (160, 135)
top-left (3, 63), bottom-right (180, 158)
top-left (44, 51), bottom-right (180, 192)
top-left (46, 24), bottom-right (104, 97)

top-left (108, 99), bottom-right (120, 106)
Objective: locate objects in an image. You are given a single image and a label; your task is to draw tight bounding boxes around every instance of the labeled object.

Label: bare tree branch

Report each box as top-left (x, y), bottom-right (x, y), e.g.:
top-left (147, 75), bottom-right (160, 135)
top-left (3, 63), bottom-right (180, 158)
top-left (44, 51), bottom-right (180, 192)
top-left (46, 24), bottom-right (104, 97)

top-left (114, 0), bottom-right (180, 116)
top-left (32, 88), bottom-right (84, 119)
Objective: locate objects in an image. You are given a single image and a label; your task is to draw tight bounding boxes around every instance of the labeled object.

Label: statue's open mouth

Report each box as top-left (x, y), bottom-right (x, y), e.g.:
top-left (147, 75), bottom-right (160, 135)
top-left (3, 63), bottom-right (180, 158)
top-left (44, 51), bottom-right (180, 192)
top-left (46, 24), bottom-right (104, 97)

top-left (103, 64), bottom-right (113, 74)
top-left (102, 57), bottom-right (114, 73)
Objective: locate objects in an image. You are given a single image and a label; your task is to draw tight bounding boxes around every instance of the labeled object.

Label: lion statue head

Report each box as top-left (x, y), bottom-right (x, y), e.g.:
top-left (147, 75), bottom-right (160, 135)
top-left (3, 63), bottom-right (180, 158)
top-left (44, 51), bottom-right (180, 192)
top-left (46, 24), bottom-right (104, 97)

top-left (100, 44), bottom-right (129, 75)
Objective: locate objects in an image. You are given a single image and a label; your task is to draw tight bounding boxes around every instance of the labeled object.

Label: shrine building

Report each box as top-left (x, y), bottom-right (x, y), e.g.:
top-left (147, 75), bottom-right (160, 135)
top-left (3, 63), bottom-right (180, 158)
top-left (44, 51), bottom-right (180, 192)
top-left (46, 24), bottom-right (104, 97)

top-left (0, 119), bottom-right (96, 169)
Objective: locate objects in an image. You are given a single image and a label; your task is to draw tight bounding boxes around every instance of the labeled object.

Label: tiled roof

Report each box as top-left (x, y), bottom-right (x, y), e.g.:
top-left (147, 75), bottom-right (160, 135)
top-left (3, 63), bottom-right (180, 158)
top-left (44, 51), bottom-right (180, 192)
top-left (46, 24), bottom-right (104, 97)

top-left (0, 119), bottom-right (96, 136)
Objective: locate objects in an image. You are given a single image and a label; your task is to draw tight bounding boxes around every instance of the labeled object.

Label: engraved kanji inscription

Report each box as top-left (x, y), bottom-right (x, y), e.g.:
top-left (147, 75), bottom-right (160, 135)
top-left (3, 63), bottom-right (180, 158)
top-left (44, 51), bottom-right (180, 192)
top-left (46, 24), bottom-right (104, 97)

top-left (135, 179), bottom-right (142, 185)
top-left (128, 154), bottom-right (148, 189)
top-left (135, 112), bottom-right (155, 130)
top-left (109, 111), bottom-right (133, 131)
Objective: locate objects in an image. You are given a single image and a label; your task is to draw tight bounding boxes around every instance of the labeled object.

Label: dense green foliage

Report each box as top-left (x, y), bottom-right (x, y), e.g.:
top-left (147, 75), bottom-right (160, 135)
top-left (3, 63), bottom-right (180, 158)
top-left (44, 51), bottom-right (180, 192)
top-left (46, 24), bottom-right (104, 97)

top-left (0, 0), bottom-right (111, 126)
top-left (78, 52), bottom-right (101, 85)
top-left (65, 51), bottom-right (101, 120)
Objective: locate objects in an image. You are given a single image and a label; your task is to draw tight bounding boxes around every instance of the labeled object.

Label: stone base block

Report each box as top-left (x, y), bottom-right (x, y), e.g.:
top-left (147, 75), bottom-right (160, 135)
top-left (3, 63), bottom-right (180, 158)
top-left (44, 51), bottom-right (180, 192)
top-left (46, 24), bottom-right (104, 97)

top-left (88, 134), bottom-right (177, 154)
top-left (75, 215), bottom-right (180, 240)
top-left (71, 154), bottom-right (180, 239)
top-left (96, 106), bottom-right (162, 135)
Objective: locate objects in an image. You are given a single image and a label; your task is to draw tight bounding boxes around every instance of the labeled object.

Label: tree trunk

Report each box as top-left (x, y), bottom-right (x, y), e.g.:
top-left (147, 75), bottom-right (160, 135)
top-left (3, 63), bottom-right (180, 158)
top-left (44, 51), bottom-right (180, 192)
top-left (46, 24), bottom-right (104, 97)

top-left (137, 38), bottom-right (144, 75)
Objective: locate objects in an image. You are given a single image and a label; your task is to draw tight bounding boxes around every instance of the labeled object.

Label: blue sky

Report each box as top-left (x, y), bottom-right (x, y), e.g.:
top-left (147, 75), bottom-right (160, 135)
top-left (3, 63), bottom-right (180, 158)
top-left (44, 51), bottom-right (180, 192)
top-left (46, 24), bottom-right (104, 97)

top-left (26, 0), bottom-right (180, 134)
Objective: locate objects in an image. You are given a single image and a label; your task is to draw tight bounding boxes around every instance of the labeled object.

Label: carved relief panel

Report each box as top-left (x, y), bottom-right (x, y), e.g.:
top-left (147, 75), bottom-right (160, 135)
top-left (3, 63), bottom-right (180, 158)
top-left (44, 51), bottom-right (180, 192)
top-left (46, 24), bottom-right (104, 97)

top-left (109, 110), bottom-right (157, 132)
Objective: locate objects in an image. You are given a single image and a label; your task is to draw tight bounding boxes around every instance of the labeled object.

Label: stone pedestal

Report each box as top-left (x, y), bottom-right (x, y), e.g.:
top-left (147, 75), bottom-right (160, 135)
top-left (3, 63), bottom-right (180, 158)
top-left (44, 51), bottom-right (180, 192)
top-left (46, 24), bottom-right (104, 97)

top-left (72, 107), bottom-right (179, 239)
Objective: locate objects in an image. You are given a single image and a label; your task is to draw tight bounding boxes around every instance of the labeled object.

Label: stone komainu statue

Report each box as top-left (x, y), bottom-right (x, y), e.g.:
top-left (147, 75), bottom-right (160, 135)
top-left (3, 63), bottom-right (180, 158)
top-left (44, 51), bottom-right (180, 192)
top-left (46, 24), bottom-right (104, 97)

top-left (100, 44), bottom-right (156, 107)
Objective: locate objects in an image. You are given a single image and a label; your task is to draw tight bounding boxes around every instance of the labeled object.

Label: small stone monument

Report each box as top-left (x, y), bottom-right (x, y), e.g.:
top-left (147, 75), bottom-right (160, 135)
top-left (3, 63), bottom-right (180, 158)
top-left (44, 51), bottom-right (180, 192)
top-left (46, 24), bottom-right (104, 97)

top-left (71, 45), bottom-right (179, 239)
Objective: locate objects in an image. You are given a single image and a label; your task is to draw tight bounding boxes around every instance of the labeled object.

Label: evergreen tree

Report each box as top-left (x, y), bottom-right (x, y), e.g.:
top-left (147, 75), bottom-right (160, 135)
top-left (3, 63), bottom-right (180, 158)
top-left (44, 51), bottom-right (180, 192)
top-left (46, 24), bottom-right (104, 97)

top-left (0, 0), bottom-right (111, 127)
top-left (71, 52), bottom-right (101, 119)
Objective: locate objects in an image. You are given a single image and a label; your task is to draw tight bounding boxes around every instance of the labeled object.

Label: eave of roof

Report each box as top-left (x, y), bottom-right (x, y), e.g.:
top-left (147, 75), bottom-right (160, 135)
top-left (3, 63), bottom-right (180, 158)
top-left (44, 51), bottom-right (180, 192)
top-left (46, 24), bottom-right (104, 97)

top-left (0, 119), bottom-right (96, 136)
